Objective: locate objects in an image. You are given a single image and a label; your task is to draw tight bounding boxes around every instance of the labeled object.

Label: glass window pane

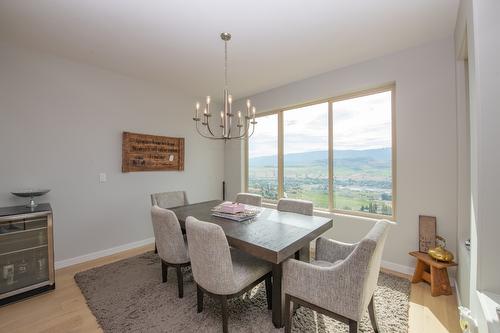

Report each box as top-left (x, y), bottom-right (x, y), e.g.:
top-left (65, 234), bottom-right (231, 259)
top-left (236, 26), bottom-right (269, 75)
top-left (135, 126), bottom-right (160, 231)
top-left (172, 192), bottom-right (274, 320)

top-left (248, 114), bottom-right (278, 200)
top-left (283, 103), bottom-right (329, 209)
top-left (332, 91), bottom-right (393, 216)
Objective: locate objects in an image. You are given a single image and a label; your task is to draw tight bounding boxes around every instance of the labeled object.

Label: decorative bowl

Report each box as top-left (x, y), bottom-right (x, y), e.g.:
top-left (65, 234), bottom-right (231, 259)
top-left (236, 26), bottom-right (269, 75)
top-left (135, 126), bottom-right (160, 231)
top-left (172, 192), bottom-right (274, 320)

top-left (11, 189), bottom-right (51, 208)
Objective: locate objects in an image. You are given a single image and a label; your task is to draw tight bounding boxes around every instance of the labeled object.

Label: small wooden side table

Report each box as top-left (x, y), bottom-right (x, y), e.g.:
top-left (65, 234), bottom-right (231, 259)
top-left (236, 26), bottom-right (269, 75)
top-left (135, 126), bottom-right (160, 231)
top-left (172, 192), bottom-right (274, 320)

top-left (409, 251), bottom-right (457, 297)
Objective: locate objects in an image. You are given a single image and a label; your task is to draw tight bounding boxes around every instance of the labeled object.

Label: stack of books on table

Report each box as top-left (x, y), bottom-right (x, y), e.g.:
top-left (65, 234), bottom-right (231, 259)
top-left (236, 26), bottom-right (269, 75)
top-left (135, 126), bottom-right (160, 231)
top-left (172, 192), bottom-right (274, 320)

top-left (211, 202), bottom-right (261, 222)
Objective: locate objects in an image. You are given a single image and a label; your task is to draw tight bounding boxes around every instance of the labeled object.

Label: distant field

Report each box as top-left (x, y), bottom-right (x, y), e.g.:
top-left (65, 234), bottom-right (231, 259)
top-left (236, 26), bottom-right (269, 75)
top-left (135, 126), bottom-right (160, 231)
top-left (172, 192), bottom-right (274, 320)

top-left (248, 148), bottom-right (393, 216)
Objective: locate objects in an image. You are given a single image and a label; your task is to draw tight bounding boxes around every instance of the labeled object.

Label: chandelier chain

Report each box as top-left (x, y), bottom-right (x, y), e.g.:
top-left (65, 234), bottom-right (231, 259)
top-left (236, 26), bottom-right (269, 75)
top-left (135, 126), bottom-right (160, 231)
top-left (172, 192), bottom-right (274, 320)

top-left (224, 40), bottom-right (228, 88)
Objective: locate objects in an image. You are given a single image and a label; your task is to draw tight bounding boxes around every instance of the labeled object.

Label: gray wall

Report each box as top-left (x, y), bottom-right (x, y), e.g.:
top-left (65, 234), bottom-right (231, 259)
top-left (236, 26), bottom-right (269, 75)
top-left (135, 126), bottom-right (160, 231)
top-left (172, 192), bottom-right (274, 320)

top-left (0, 42), bottom-right (224, 263)
top-left (225, 38), bottom-right (458, 272)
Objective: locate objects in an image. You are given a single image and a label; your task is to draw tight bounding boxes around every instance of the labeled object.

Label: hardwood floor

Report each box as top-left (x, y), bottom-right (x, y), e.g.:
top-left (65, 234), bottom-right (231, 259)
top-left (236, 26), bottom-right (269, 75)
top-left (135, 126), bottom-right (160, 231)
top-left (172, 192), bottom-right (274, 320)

top-left (0, 244), bottom-right (461, 333)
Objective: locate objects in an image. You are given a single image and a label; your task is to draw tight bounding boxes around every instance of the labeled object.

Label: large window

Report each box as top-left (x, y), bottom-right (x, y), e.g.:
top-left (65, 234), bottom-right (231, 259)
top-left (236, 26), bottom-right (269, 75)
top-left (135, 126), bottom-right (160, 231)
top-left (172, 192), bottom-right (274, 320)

top-left (246, 85), bottom-right (395, 218)
top-left (333, 91), bottom-right (393, 216)
top-left (283, 103), bottom-right (329, 209)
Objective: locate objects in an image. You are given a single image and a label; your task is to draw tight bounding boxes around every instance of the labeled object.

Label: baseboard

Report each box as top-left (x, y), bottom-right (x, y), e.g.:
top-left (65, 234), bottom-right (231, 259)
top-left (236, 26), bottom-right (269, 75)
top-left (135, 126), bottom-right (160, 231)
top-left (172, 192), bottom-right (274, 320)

top-left (381, 260), bottom-right (414, 276)
top-left (55, 237), bottom-right (155, 269)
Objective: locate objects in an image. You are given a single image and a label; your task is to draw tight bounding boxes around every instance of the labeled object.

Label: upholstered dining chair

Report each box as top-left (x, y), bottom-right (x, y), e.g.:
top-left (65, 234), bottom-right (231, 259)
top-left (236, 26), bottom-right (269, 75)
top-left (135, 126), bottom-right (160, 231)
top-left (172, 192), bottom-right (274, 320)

top-left (150, 190), bottom-right (188, 208)
top-left (278, 198), bottom-right (314, 260)
top-left (277, 198), bottom-right (313, 216)
top-left (150, 206), bottom-right (190, 298)
top-left (150, 190), bottom-right (189, 253)
top-left (283, 220), bottom-right (392, 333)
top-left (186, 216), bottom-right (273, 333)
top-left (235, 192), bottom-right (262, 207)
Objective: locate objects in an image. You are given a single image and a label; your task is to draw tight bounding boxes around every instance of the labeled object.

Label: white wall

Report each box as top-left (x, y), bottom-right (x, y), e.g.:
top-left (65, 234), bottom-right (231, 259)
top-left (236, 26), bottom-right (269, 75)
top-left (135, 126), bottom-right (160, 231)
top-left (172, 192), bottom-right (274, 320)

top-left (225, 38), bottom-right (458, 271)
top-left (456, 0), bottom-right (500, 331)
top-left (0, 42), bottom-right (224, 263)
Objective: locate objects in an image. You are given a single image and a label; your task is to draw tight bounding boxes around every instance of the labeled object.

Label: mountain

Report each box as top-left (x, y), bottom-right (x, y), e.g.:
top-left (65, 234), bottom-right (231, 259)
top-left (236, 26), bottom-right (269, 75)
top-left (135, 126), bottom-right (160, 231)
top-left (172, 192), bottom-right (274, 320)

top-left (249, 148), bottom-right (391, 168)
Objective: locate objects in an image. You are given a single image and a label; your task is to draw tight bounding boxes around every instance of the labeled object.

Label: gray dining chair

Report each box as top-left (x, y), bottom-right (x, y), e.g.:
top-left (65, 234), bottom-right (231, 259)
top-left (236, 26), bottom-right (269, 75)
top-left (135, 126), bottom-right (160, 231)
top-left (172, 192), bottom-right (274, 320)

top-left (277, 198), bottom-right (313, 216)
top-left (150, 190), bottom-right (189, 208)
top-left (283, 220), bottom-right (392, 333)
top-left (235, 192), bottom-right (262, 207)
top-left (150, 190), bottom-right (189, 253)
top-left (186, 216), bottom-right (272, 333)
top-left (278, 198), bottom-right (314, 260)
top-left (151, 206), bottom-right (190, 298)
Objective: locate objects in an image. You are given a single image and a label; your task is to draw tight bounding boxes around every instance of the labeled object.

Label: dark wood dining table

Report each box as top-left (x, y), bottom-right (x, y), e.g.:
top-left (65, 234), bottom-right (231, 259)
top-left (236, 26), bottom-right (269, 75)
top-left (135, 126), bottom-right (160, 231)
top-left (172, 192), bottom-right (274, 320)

top-left (171, 200), bottom-right (333, 328)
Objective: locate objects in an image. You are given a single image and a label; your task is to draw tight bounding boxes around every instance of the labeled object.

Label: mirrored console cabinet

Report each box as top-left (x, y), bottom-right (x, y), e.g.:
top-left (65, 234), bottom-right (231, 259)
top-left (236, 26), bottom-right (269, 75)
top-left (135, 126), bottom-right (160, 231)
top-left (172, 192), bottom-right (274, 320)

top-left (0, 203), bottom-right (55, 305)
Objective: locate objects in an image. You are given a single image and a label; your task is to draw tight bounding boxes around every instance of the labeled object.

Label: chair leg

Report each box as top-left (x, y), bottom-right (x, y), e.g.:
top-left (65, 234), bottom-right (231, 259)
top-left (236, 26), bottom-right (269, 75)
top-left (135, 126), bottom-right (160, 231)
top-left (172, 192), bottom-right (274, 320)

top-left (176, 265), bottom-right (184, 298)
top-left (368, 296), bottom-right (379, 333)
top-left (161, 261), bottom-right (168, 283)
top-left (197, 285), bottom-right (204, 313)
top-left (220, 295), bottom-right (229, 333)
top-left (284, 294), bottom-right (293, 333)
top-left (265, 274), bottom-right (273, 310)
top-left (154, 243), bottom-right (158, 254)
top-left (349, 320), bottom-right (358, 333)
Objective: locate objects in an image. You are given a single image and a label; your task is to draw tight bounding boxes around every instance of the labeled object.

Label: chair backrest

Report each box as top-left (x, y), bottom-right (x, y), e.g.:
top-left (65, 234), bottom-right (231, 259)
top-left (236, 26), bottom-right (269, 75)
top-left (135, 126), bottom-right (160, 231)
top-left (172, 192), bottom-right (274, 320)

top-left (358, 220), bottom-right (391, 316)
top-left (235, 193), bottom-right (262, 207)
top-left (151, 206), bottom-right (189, 264)
top-left (277, 198), bottom-right (313, 216)
top-left (150, 191), bottom-right (188, 209)
top-left (186, 216), bottom-right (237, 295)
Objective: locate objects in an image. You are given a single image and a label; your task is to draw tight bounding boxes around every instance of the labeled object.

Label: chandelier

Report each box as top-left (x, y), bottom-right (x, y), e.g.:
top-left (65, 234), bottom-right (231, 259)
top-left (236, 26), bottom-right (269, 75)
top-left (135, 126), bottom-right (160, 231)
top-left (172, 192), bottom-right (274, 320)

top-left (193, 32), bottom-right (257, 141)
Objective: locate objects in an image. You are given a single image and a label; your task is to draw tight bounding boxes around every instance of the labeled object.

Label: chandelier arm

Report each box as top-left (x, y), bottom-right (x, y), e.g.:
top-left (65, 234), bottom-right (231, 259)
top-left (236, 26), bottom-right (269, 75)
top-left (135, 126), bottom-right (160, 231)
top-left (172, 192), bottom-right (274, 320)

top-left (205, 118), bottom-right (216, 137)
top-left (196, 121), bottom-right (218, 139)
top-left (246, 122), bottom-right (256, 138)
top-left (229, 121), bottom-right (253, 140)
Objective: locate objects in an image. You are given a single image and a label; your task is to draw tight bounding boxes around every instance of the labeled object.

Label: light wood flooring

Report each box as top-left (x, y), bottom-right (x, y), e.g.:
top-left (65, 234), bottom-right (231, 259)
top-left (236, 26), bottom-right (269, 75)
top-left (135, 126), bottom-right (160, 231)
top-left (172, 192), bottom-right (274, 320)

top-left (0, 244), bottom-right (461, 333)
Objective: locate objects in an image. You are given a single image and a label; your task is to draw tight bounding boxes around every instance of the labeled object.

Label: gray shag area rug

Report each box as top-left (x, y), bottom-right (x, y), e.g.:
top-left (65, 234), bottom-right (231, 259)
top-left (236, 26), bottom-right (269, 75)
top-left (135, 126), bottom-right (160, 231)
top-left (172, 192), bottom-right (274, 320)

top-left (75, 251), bottom-right (410, 332)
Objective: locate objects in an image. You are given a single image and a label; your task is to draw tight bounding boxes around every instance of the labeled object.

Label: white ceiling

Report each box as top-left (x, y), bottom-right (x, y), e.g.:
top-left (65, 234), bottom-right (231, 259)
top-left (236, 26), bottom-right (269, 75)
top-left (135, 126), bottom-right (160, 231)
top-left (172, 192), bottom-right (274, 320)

top-left (0, 0), bottom-right (459, 101)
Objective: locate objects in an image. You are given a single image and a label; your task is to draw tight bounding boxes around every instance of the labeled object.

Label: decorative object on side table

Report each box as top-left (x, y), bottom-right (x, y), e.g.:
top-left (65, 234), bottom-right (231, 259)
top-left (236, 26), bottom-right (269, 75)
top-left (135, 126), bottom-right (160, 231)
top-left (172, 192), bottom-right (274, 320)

top-left (428, 235), bottom-right (454, 262)
top-left (409, 251), bottom-right (457, 297)
top-left (418, 215), bottom-right (436, 253)
top-left (11, 189), bottom-right (50, 209)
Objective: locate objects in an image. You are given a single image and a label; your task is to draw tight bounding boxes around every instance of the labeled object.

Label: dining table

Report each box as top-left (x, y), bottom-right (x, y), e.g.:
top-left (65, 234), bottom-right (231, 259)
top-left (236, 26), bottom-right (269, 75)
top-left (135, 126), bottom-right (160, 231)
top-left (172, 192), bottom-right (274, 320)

top-left (171, 200), bottom-right (333, 328)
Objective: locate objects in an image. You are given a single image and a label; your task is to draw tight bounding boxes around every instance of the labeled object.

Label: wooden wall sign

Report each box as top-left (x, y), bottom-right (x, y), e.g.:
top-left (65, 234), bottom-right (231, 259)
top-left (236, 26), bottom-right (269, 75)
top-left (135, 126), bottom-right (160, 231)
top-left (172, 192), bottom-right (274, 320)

top-left (122, 132), bottom-right (184, 172)
top-left (419, 215), bottom-right (436, 253)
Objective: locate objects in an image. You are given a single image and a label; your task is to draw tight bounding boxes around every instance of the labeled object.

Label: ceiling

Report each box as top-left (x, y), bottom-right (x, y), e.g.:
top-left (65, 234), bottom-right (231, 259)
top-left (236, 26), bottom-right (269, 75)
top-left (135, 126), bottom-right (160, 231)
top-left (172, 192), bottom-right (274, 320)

top-left (0, 0), bottom-right (459, 101)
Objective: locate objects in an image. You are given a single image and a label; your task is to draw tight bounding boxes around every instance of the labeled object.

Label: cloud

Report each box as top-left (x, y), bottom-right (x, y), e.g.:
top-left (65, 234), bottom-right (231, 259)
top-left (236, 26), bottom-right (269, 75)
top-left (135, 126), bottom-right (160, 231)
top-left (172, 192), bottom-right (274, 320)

top-left (249, 91), bottom-right (392, 156)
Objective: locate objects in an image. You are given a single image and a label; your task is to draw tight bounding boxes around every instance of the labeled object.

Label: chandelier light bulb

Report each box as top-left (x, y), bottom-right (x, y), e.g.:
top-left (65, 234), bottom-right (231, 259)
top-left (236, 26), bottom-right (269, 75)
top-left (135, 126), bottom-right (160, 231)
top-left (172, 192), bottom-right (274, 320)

top-left (228, 95), bottom-right (232, 104)
top-left (196, 102), bottom-right (200, 110)
top-left (206, 96), bottom-right (211, 105)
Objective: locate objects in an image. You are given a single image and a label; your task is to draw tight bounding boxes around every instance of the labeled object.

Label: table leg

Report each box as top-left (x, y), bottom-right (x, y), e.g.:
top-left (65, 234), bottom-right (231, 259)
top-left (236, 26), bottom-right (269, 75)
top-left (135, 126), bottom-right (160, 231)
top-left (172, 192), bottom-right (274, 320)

top-left (298, 243), bottom-right (311, 262)
top-left (411, 259), bottom-right (426, 283)
top-left (272, 263), bottom-right (284, 328)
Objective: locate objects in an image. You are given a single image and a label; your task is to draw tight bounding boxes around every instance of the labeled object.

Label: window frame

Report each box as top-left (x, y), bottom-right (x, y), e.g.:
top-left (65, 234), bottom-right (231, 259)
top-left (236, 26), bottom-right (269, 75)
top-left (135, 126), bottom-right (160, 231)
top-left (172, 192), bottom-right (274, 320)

top-left (244, 83), bottom-right (397, 220)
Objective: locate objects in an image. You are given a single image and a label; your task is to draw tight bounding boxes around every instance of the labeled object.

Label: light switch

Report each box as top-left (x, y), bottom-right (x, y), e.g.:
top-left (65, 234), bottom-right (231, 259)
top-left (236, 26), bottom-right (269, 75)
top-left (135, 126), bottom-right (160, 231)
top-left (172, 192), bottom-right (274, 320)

top-left (99, 173), bottom-right (107, 183)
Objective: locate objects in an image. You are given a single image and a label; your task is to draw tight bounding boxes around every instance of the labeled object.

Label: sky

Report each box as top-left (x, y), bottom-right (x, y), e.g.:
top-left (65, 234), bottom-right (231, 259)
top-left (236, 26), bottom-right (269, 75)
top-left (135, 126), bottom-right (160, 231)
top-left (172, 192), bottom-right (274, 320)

top-left (249, 91), bottom-right (392, 158)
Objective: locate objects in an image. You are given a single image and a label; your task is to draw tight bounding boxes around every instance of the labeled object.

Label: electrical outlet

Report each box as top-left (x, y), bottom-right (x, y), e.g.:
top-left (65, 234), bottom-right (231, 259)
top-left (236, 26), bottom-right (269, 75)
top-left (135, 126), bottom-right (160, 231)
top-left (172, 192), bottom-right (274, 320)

top-left (99, 173), bottom-right (107, 183)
